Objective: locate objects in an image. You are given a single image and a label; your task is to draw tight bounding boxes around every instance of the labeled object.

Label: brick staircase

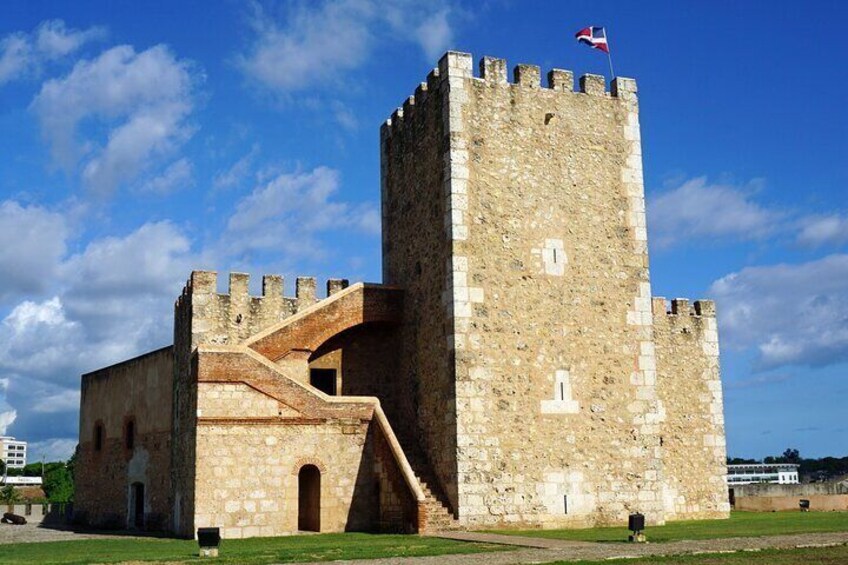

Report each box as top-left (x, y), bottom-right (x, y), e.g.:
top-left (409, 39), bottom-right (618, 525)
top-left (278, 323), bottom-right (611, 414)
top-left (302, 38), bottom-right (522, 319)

top-left (404, 450), bottom-right (463, 532)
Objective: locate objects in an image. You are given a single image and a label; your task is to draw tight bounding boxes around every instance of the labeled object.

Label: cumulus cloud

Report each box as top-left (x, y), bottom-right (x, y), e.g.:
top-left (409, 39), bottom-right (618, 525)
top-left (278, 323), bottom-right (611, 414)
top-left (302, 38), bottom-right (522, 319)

top-left (0, 378), bottom-right (15, 435)
top-left (212, 145), bottom-right (260, 191)
top-left (221, 166), bottom-right (379, 262)
top-left (27, 438), bottom-right (77, 462)
top-left (31, 44), bottom-right (198, 196)
top-left (0, 201), bottom-right (68, 302)
top-left (710, 254), bottom-right (848, 369)
top-left (0, 20), bottom-right (104, 84)
top-left (32, 390), bottom-right (81, 414)
top-left (34, 20), bottom-right (105, 59)
top-left (59, 221), bottom-right (193, 346)
top-left (140, 158), bottom-right (194, 195)
top-left (412, 9), bottom-right (454, 60)
top-left (0, 221), bottom-right (194, 442)
top-left (648, 177), bottom-right (782, 248)
top-left (797, 214), bottom-right (848, 248)
top-left (236, 0), bottom-right (455, 94)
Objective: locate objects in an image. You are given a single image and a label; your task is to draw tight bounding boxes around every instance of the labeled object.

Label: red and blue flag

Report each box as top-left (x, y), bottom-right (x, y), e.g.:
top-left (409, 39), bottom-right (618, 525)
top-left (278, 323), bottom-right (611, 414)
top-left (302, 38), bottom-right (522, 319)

top-left (575, 26), bottom-right (609, 53)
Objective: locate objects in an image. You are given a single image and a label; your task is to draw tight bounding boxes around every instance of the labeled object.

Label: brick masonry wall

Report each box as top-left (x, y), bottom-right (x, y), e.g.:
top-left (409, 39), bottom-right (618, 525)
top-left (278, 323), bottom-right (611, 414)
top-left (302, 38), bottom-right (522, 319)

top-left (76, 347), bottom-right (173, 530)
top-left (309, 324), bottom-right (410, 440)
top-left (381, 61), bottom-right (460, 511)
top-left (191, 346), bottom-right (419, 536)
top-left (654, 298), bottom-right (730, 520)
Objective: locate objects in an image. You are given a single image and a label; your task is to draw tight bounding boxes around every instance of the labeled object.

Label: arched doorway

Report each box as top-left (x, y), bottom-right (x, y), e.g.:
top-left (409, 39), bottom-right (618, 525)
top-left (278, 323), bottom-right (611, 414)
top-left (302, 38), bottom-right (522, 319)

top-left (129, 482), bottom-right (145, 529)
top-left (298, 465), bottom-right (321, 531)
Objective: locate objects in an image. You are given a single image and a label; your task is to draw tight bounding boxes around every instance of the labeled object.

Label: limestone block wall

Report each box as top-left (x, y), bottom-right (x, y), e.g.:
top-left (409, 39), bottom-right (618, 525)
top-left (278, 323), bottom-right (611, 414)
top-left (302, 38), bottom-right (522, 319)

top-left (193, 421), bottom-right (378, 538)
top-left (381, 62), bottom-right (459, 510)
top-left (170, 271), bottom-right (347, 536)
top-left (191, 345), bottom-right (421, 536)
top-left (383, 52), bottom-right (666, 527)
top-left (180, 270), bottom-right (335, 348)
top-left (76, 346), bottom-right (173, 530)
top-left (654, 298), bottom-right (730, 520)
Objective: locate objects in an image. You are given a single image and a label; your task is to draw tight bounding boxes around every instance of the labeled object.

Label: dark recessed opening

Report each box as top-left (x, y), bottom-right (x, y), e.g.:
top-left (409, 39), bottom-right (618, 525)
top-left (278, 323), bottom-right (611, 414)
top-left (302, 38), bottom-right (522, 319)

top-left (94, 423), bottom-right (103, 451)
top-left (310, 369), bottom-right (337, 396)
top-left (125, 420), bottom-right (135, 450)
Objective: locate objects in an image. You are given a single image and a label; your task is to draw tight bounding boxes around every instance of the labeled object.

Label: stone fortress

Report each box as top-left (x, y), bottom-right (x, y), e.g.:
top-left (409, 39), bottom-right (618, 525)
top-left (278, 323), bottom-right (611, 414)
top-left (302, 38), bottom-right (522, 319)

top-left (75, 51), bottom-right (730, 538)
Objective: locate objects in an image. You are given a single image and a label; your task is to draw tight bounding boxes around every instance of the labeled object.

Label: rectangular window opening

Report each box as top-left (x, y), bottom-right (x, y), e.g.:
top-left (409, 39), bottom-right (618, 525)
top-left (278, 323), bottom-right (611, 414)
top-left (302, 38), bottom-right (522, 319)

top-left (310, 369), bottom-right (338, 396)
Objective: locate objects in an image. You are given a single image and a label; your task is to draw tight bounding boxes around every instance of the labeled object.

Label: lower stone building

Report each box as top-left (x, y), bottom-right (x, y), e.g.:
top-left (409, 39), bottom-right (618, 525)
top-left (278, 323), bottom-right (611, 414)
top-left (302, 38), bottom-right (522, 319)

top-left (75, 51), bottom-right (729, 538)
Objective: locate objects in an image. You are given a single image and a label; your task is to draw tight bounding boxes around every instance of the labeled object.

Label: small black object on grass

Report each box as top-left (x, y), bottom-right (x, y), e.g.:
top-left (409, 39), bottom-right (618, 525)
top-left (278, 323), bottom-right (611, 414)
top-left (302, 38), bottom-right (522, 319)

top-left (1, 512), bottom-right (26, 525)
top-left (628, 512), bottom-right (646, 543)
top-left (198, 527), bottom-right (221, 558)
top-left (800, 499), bottom-right (811, 512)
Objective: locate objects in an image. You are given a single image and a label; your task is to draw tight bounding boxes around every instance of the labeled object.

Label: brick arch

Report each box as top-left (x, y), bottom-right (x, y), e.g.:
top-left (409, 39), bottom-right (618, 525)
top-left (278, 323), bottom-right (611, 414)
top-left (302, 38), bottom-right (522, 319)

top-left (292, 457), bottom-right (327, 475)
top-left (247, 284), bottom-right (402, 362)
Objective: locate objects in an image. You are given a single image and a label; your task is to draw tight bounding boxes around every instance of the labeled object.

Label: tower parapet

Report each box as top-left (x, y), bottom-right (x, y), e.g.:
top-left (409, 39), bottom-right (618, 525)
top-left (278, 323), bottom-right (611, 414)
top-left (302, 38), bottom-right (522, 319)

top-left (382, 52), bottom-right (637, 140)
top-left (175, 270), bottom-right (349, 348)
top-left (652, 295), bottom-right (727, 520)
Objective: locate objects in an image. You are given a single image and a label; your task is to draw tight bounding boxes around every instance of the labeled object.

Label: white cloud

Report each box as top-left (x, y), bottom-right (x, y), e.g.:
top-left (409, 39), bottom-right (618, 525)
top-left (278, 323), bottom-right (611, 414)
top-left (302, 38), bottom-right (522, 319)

top-left (31, 44), bottom-right (198, 196)
top-left (221, 167), bottom-right (379, 263)
top-left (236, 0), bottom-right (455, 94)
top-left (34, 20), bottom-right (105, 59)
top-left (237, 0), bottom-right (374, 93)
top-left (212, 145), bottom-right (259, 191)
top-left (0, 33), bottom-right (31, 84)
top-left (648, 177), bottom-right (782, 248)
top-left (797, 214), bottom-right (848, 248)
top-left (0, 222), bottom-right (193, 425)
top-left (710, 254), bottom-right (848, 369)
top-left (32, 390), bottom-right (80, 414)
top-left (0, 20), bottom-right (104, 85)
top-left (412, 9), bottom-right (453, 61)
top-left (140, 158), bottom-right (194, 195)
top-left (0, 378), bottom-right (15, 435)
top-left (27, 438), bottom-right (77, 462)
top-left (0, 201), bottom-right (68, 302)
top-left (0, 409), bottom-right (15, 436)
top-left (0, 219), bottom-right (195, 448)
top-left (0, 297), bottom-right (84, 381)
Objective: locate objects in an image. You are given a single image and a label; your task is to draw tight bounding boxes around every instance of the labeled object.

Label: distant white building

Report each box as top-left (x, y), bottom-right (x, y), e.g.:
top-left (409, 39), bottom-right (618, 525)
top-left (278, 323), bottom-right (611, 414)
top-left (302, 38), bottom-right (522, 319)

top-left (0, 436), bottom-right (27, 469)
top-left (0, 476), bottom-right (41, 486)
top-left (727, 463), bottom-right (800, 485)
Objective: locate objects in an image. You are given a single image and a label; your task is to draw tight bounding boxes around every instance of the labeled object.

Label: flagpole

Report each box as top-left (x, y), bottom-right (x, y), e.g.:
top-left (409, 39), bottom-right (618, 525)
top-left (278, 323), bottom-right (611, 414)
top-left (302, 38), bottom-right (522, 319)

top-left (604, 28), bottom-right (615, 79)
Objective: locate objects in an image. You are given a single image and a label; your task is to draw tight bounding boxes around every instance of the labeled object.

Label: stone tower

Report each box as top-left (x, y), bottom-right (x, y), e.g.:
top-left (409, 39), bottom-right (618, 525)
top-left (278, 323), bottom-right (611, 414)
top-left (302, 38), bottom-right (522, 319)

top-left (381, 52), bottom-right (728, 527)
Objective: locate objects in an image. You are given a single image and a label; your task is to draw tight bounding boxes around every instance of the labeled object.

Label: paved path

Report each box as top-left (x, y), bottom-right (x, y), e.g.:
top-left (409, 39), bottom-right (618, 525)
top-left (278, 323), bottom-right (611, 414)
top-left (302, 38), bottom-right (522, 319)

top-left (0, 522), bottom-right (146, 545)
top-left (295, 531), bottom-right (848, 565)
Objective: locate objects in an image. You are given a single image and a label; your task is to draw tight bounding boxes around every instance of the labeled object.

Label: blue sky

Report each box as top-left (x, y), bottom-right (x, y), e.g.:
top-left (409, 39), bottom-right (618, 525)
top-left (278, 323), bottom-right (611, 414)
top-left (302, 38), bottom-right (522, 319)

top-left (0, 1), bottom-right (845, 463)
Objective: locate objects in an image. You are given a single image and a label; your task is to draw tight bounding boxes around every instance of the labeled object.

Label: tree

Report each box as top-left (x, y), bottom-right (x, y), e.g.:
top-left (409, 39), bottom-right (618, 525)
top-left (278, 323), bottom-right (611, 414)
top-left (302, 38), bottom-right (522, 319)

top-left (42, 462), bottom-right (74, 503)
top-left (782, 448), bottom-right (801, 464)
top-left (0, 485), bottom-right (21, 504)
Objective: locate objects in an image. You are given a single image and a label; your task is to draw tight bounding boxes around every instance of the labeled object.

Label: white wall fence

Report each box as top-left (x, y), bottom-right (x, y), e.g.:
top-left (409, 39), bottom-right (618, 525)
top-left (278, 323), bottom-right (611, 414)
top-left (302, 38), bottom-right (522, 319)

top-left (3, 502), bottom-right (73, 524)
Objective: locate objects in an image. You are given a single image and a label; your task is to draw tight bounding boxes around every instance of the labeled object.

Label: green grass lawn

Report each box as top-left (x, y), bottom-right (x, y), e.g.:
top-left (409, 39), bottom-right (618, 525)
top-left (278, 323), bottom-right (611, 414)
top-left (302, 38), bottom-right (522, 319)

top-left (0, 532), bottom-right (506, 565)
top-left (492, 511), bottom-right (848, 543)
top-left (553, 544), bottom-right (848, 564)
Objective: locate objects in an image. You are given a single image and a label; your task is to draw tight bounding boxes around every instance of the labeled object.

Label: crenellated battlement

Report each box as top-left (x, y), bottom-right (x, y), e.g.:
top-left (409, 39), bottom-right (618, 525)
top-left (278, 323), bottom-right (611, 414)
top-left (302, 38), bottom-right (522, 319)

top-left (651, 297), bottom-right (716, 318)
top-left (177, 271), bottom-right (350, 306)
top-left (381, 51), bottom-right (637, 135)
top-left (175, 270), bottom-right (350, 348)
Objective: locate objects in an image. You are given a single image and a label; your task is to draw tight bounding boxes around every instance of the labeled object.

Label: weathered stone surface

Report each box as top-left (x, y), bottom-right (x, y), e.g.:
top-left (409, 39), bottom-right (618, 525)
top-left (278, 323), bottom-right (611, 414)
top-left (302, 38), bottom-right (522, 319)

top-left (76, 50), bottom-right (728, 539)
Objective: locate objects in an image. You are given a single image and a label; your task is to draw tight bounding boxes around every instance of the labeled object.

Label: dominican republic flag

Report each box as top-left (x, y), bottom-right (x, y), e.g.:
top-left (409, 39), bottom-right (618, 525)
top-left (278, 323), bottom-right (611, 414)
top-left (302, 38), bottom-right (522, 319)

top-left (575, 26), bottom-right (609, 53)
